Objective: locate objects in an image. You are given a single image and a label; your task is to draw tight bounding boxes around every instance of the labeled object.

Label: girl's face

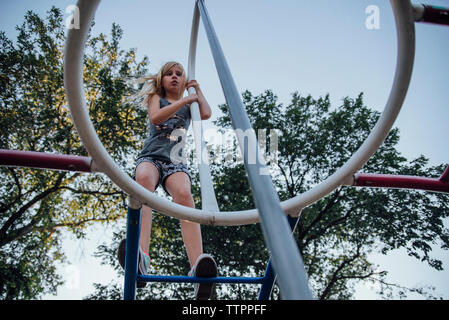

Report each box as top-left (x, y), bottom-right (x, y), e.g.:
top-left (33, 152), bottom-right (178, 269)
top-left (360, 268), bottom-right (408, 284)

top-left (162, 64), bottom-right (185, 96)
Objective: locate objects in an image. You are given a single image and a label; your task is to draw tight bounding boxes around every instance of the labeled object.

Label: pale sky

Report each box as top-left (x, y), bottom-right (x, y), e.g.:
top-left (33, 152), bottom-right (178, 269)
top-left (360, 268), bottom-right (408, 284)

top-left (1, 0), bottom-right (448, 300)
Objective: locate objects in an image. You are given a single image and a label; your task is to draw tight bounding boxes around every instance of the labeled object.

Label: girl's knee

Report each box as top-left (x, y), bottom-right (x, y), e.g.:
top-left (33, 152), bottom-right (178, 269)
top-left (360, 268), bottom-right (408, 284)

top-left (172, 187), bottom-right (193, 204)
top-left (136, 171), bottom-right (157, 192)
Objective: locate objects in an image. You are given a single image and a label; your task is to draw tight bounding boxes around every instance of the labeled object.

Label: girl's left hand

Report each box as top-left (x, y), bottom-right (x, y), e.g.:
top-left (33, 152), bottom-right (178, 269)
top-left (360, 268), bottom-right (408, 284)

top-left (186, 80), bottom-right (199, 90)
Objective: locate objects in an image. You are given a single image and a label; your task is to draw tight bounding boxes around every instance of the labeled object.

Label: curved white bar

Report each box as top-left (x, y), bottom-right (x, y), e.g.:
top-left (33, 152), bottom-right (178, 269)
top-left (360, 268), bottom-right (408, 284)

top-left (64, 0), bottom-right (414, 226)
top-left (282, 0), bottom-right (415, 215)
top-left (187, 3), bottom-right (220, 212)
top-left (65, 0), bottom-right (256, 225)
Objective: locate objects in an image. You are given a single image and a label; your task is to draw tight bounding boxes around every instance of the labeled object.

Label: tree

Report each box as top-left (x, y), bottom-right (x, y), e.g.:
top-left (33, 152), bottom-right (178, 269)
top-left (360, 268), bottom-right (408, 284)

top-left (89, 89), bottom-right (448, 300)
top-left (0, 8), bottom-right (149, 299)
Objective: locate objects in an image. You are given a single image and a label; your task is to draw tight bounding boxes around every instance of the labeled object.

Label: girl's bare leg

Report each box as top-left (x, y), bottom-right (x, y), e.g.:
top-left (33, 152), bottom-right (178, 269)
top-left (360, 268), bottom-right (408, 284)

top-left (135, 162), bottom-right (159, 254)
top-left (164, 171), bottom-right (202, 268)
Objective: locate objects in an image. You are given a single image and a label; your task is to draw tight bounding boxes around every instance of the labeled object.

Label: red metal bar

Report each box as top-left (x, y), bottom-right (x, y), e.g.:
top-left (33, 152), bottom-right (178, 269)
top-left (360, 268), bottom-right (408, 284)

top-left (418, 5), bottom-right (449, 26)
top-left (440, 165), bottom-right (449, 183)
top-left (0, 149), bottom-right (92, 173)
top-left (353, 173), bottom-right (449, 193)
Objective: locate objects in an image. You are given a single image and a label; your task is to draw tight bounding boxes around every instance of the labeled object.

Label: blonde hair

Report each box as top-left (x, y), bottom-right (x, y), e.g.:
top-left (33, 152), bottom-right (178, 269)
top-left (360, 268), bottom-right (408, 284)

top-left (133, 61), bottom-right (187, 109)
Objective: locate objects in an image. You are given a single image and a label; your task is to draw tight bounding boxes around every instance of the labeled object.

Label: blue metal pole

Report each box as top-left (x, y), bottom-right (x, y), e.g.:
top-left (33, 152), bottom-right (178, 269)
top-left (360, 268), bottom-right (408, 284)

top-left (258, 260), bottom-right (276, 300)
top-left (138, 275), bottom-right (264, 284)
top-left (123, 206), bottom-right (142, 300)
top-left (258, 216), bottom-right (300, 300)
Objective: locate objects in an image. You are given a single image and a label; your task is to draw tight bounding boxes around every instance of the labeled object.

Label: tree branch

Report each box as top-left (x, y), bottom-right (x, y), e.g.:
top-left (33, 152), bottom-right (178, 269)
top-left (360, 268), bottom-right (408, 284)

top-left (0, 201), bottom-right (47, 246)
top-left (298, 188), bottom-right (343, 242)
top-left (0, 172), bottom-right (66, 246)
top-left (0, 167), bottom-right (23, 214)
top-left (319, 244), bottom-right (362, 300)
top-left (58, 185), bottom-right (122, 196)
top-left (277, 162), bottom-right (294, 197)
top-left (39, 216), bottom-right (115, 232)
top-left (303, 206), bottom-right (356, 248)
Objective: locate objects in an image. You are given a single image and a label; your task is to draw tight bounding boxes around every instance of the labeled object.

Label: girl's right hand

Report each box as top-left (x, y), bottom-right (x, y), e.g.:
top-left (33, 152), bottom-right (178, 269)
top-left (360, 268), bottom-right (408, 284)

top-left (184, 93), bottom-right (198, 105)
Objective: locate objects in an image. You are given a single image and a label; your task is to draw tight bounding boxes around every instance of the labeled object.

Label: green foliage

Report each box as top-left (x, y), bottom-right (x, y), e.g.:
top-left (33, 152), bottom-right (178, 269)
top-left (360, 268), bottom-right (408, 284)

top-left (2, 7), bottom-right (447, 301)
top-left (89, 89), bottom-right (448, 300)
top-left (211, 90), bottom-right (448, 299)
top-left (0, 7), bottom-right (149, 299)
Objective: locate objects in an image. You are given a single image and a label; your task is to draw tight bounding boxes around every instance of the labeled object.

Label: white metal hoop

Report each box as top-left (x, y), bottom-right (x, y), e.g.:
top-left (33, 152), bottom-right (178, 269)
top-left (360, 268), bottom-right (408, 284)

top-left (64, 0), bottom-right (415, 226)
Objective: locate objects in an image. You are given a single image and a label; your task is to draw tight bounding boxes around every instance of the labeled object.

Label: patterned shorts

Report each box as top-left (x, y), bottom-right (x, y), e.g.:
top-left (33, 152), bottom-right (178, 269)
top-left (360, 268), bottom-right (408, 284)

top-left (134, 156), bottom-right (192, 195)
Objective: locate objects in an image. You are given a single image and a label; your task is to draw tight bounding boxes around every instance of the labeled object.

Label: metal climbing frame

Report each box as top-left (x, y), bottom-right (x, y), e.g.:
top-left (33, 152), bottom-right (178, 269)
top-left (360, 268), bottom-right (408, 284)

top-left (62, 1), bottom-right (420, 225)
top-left (1, 0), bottom-right (447, 301)
top-left (122, 0), bottom-right (416, 300)
top-left (413, 4), bottom-right (449, 25)
top-left (124, 0), bottom-right (313, 300)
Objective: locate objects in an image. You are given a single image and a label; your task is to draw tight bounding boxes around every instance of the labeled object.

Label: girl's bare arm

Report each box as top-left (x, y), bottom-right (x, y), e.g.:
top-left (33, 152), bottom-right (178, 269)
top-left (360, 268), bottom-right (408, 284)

top-left (148, 94), bottom-right (197, 125)
top-left (187, 80), bottom-right (211, 120)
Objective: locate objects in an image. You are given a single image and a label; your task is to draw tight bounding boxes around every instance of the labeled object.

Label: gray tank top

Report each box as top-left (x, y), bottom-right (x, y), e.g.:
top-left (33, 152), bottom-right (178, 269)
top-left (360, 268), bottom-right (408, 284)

top-left (137, 97), bottom-right (191, 163)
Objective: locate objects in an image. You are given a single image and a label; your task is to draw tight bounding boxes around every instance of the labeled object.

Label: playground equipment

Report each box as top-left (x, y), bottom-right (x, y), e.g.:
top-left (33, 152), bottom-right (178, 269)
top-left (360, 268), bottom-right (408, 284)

top-left (1, 0), bottom-right (448, 300)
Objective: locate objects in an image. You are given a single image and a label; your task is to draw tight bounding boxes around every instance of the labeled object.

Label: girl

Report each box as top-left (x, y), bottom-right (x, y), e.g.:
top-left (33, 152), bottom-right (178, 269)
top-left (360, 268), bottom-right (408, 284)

top-left (118, 62), bottom-right (217, 300)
